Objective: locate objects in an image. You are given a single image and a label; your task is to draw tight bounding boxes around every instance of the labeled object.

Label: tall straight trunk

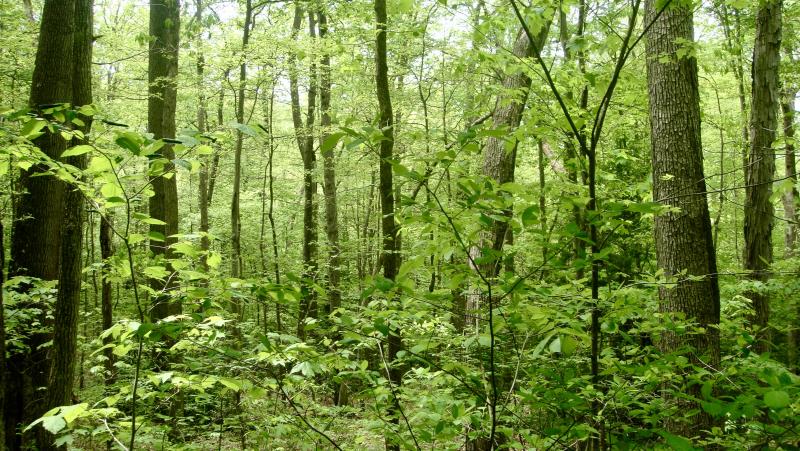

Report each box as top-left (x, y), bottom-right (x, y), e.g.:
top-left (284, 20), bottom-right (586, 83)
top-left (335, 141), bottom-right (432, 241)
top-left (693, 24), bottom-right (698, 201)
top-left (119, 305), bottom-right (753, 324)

top-left (46, 0), bottom-right (93, 433)
top-left (231, 0), bottom-right (252, 280)
top-left (744, 0), bottom-right (781, 353)
top-left (266, 88), bottom-right (282, 331)
top-left (7, 0), bottom-right (76, 446)
top-left (318, 9), bottom-right (341, 315)
top-left (645, 0), bottom-right (721, 437)
top-left (195, 0), bottom-right (211, 271)
top-left (148, 0), bottom-right (181, 321)
top-left (374, 1), bottom-right (402, 448)
top-left (289, 2), bottom-right (319, 337)
top-left (100, 216), bottom-right (115, 385)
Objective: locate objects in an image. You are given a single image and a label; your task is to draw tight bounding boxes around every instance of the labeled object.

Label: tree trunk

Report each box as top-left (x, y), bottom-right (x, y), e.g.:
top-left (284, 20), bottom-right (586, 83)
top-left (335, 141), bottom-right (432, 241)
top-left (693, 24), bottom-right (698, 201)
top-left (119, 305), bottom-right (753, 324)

top-left (374, 1), bottom-right (402, 448)
top-left (100, 216), bottom-right (115, 385)
top-left (645, 0), bottom-right (721, 436)
top-left (148, 0), bottom-right (181, 322)
top-left (290, 2), bottom-right (319, 338)
top-left (46, 4), bottom-right (93, 445)
top-left (318, 9), bottom-right (341, 317)
top-left (194, 0), bottom-right (211, 271)
top-left (7, 0), bottom-right (76, 446)
top-left (744, 0), bottom-right (781, 353)
top-left (231, 0), bottom-right (252, 281)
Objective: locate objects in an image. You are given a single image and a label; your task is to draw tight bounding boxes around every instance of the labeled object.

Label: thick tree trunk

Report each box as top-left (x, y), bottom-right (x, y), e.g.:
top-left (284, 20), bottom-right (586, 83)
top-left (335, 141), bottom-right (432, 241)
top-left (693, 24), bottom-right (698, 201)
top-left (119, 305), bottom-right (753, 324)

top-left (744, 0), bottom-right (781, 353)
top-left (781, 88), bottom-right (797, 257)
top-left (148, 0), bottom-right (181, 321)
top-left (46, 5), bottom-right (93, 446)
top-left (7, 0), bottom-right (76, 446)
top-left (645, 0), bottom-right (721, 436)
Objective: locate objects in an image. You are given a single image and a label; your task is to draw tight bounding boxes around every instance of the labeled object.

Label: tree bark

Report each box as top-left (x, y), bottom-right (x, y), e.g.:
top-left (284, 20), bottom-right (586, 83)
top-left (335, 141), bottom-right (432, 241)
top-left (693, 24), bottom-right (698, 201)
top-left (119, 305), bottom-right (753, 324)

top-left (45, 4), bottom-right (93, 444)
top-left (744, 0), bottom-right (781, 353)
top-left (645, 0), bottom-right (721, 436)
top-left (374, 1), bottom-right (403, 448)
top-left (100, 216), bottom-right (115, 385)
top-left (318, 9), bottom-right (342, 317)
top-left (231, 0), bottom-right (252, 281)
top-left (290, 2), bottom-right (319, 338)
top-left (148, 0), bottom-right (181, 321)
top-left (7, 0), bottom-right (76, 446)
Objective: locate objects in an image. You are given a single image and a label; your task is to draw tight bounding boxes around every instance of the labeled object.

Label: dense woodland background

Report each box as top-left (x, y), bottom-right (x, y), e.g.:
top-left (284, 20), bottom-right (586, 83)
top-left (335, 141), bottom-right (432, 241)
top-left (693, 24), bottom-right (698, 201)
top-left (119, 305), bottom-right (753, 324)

top-left (0, 0), bottom-right (798, 449)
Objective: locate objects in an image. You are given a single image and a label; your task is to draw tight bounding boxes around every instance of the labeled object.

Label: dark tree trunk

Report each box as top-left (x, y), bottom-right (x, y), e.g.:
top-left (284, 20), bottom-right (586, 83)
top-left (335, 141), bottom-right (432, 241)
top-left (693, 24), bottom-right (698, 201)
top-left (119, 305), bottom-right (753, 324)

top-left (100, 216), bottom-right (115, 385)
top-left (744, 0), bottom-right (781, 353)
top-left (645, 0), bottom-right (721, 436)
top-left (231, 0), bottom-right (252, 281)
top-left (374, 1), bottom-right (402, 448)
top-left (148, 0), bottom-right (181, 321)
top-left (45, 5), bottom-right (93, 447)
top-left (318, 9), bottom-right (341, 316)
top-left (7, 0), bottom-right (76, 446)
top-left (290, 2), bottom-right (319, 338)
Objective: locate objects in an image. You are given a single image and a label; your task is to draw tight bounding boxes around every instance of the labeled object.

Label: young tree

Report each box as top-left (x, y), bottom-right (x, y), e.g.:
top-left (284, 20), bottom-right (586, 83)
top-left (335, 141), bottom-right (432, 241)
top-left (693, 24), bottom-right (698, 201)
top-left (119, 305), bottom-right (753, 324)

top-left (645, 0), bottom-right (721, 436)
top-left (744, 0), bottom-right (782, 352)
top-left (231, 0), bottom-right (253, 281)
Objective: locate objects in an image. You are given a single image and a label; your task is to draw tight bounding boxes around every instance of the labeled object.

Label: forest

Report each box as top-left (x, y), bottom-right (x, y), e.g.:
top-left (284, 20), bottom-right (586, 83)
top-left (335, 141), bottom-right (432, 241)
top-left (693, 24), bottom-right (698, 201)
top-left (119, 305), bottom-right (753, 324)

top-left (0, 0), bottom-right (798, 449)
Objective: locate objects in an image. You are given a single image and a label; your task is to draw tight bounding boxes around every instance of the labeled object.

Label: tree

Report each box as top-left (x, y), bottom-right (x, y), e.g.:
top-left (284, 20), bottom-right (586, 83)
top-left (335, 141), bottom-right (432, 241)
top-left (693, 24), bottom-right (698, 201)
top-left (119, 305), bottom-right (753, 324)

top-left (744, 0), bottom-right (782, 353)
top-left (645, 0), bottom-right (721, 436)
top-left (6, 0), bottom-right (76, 446)
top-left (289, 2), bottom-right (319, 338)
top-left (231, 0), bottom-right (253, 281)
top-left (46, 0), bottom-right (93, 426)
top-left (374, 0), bottom-right (403, 448)
top-left (148, 0), bottom-right (181, 322)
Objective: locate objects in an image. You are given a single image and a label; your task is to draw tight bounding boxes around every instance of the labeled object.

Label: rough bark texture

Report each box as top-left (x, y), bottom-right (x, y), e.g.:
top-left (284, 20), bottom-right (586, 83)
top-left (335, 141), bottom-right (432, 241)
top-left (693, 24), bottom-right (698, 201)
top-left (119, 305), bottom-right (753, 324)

top-left (7, 0), bottom-right (76, 446)
top-left (148, 0), bottom-right (181, 321)
top-left (744, 0), bottom-right (781, 353)
top-left (645, 0), bottom-right (721, 436)
top-left (46, 0), bottom-right (93, 437)
top-left (318, 9), bottom-right (342, 316)
top-left (375, 0), bottom-right (402, 448)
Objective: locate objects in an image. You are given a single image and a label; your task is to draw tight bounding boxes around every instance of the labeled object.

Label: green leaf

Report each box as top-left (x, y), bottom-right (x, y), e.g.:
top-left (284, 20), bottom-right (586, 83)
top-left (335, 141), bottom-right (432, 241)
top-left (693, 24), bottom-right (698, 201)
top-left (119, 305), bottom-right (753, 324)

top-left (763, 390), bottom-right (791, 409)
top-left (61, 145), bottom-right (93, 158)
top-left (218, 377), bottom-right (242, 391)
top-left (21, 119), bottom-right (47, 138)
top-left (321, 132), bottom-right (346, 153)
top-left (658, 431), bottom-right (697, 451)
top-left (42, 415), bottom-right (66, 435)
